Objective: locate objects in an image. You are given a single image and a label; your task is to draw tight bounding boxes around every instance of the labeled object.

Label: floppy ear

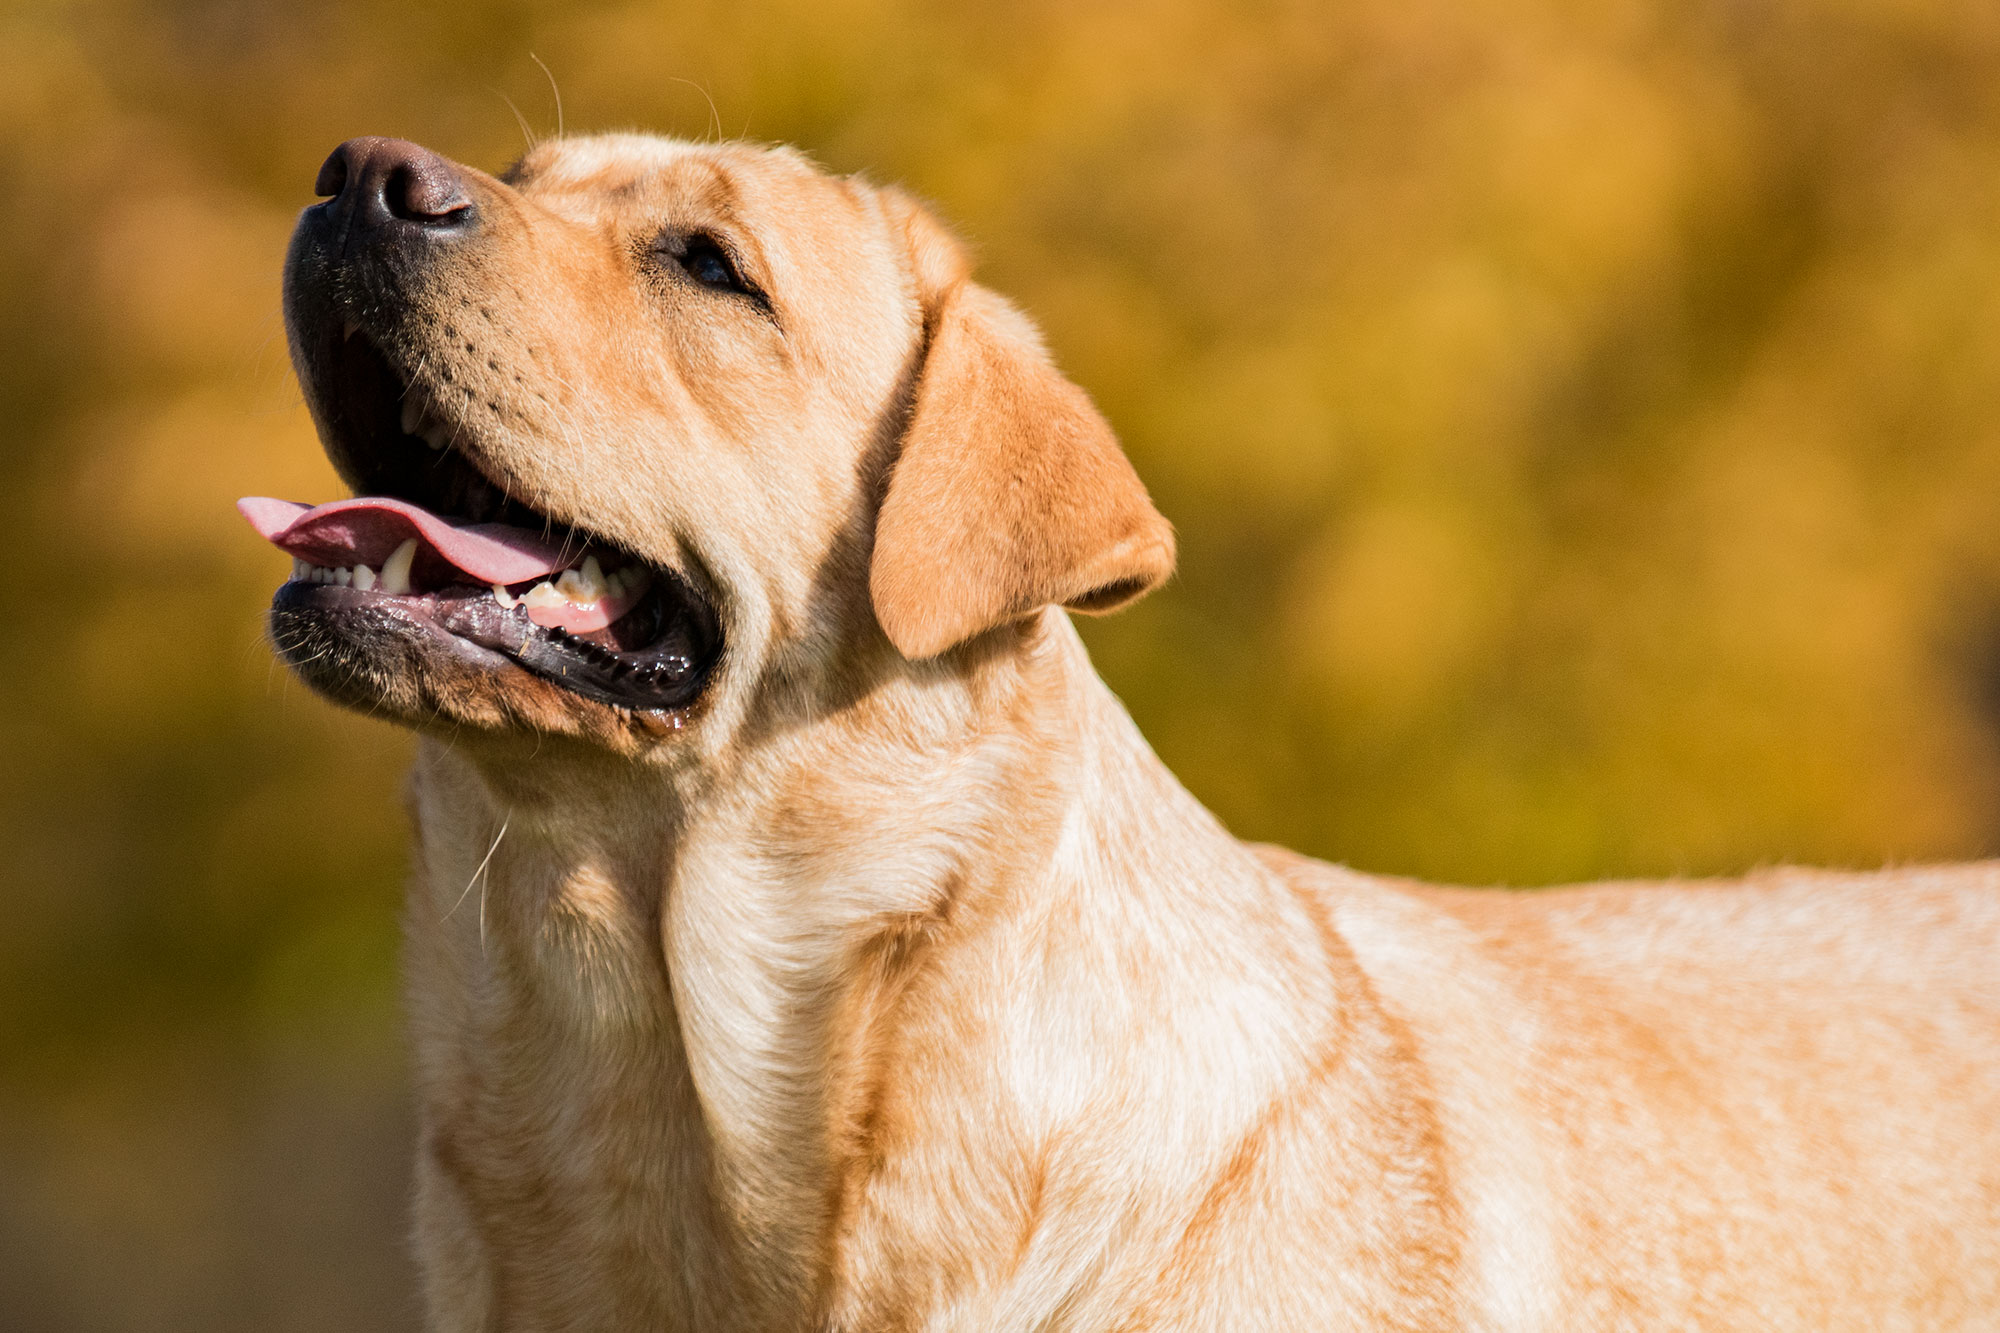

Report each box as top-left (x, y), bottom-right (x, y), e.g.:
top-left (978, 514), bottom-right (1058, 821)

top-left (870, 210), bottom-right (1175, 660)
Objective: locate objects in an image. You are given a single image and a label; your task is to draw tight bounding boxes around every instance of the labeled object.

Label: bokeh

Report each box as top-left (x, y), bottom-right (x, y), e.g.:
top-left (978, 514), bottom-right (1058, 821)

top-left (7, 0), bottom-right (2000, 1326)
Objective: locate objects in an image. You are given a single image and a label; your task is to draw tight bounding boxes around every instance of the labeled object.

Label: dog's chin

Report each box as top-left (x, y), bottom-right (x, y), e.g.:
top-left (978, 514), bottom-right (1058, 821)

top-left (271, 310), bottom-right (724, 749)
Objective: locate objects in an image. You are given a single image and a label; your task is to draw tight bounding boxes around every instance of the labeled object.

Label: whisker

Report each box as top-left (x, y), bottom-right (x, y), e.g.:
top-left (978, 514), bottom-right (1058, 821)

top-left (444, 815), bottom-right (510, 931)
top-left (668, 77), bottom-right (723, 144)
top-left (530, 53), bottom-right (564, 139)
top-left (495, 89), bottom-right (538, 153)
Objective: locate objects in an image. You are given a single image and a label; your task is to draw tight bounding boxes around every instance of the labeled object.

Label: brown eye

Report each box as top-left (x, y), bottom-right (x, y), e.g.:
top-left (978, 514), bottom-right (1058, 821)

top-left (664, 235), bottom-right (772, 308)
top-left (650, 231), bottom-right (774, 318)
top-left (681, 236), bottom-right (742, 291)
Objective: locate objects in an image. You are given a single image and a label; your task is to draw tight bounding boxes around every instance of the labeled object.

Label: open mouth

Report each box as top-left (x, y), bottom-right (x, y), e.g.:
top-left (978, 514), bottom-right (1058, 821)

top-left (245, 331), bottom-right (721, 715)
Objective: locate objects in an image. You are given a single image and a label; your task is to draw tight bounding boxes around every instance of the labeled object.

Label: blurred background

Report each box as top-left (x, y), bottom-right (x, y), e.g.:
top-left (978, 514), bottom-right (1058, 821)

top-left (6, 0), bottom-right (2000, 1326)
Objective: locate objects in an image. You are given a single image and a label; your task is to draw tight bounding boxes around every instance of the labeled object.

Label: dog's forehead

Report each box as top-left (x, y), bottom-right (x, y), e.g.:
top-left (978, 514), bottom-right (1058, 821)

top-left (509, 135), bottom-right (867, 239)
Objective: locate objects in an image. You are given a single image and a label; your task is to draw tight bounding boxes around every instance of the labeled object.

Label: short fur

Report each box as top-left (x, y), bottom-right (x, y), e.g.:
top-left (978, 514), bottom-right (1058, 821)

top-left (275, 134), bottom-right (2000, 1331)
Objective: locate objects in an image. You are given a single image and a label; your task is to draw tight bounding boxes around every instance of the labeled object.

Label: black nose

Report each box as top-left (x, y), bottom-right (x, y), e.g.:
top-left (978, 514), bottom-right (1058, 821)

top-left (314, 137), bottom-right (473, 232)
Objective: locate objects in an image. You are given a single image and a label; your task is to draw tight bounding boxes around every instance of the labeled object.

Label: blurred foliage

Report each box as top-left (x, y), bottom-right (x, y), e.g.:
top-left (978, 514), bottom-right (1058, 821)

top-left (7, 0), bottom-right (2000, 1326)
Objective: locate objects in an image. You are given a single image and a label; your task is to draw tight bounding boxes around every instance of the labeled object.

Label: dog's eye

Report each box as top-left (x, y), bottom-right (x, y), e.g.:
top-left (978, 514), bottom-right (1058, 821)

top-left (684, 239), bottom-right (738, 289)
top-left (674, 235), bottom-right (753, 296)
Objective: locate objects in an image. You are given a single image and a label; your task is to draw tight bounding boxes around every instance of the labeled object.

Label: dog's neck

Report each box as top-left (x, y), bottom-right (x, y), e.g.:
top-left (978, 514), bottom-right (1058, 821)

top-left (411, 612), bottom-right (1357, 1326)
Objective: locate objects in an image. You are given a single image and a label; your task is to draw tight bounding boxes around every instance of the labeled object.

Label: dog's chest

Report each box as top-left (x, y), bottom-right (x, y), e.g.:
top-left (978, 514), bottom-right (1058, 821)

top-left (405, 837), bottom-right (759, 1330)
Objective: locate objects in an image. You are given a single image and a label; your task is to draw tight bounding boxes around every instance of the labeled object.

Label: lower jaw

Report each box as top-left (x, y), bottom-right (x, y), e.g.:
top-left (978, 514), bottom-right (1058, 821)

top-left (270, 577), bottom-right (714, 715)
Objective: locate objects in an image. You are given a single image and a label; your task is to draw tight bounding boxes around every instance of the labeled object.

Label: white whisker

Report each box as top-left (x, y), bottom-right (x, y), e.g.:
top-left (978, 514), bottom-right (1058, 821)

top-left (445, 817), bottom-right (511, 946)
top-left (530, 52), bottom-right (564, 139)
top-left (496, 89), bottom-right (538, 153)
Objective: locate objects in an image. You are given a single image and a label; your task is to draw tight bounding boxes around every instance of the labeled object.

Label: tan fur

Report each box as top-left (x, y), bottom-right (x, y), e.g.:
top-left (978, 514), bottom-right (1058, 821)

top-left (284, 134), bottom-right (2000, 1331)
top-left (870, 196), bottom-right (1174, 658)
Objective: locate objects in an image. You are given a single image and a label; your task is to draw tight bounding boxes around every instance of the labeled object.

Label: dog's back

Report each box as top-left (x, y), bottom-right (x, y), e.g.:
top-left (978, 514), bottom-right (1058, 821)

top-left (1299, 852), bottom-right (2000, 1327)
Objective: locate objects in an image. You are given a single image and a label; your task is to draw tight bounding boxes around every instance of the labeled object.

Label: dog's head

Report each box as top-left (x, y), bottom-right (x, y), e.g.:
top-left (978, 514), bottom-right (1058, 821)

top-left (255, 134), bottom-right (1173, 758)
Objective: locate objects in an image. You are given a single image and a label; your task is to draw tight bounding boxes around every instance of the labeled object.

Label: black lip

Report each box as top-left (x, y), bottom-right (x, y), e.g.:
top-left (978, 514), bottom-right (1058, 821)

top-left (272, 572), bottom-right (718, 714)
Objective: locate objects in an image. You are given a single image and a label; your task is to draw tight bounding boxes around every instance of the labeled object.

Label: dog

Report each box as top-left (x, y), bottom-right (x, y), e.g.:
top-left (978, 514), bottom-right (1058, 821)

top-left (243, 133), bottom-right (2000, 1331)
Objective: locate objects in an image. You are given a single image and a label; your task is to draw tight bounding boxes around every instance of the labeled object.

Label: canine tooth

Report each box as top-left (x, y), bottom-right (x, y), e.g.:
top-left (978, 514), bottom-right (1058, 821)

top-left (352, 564), bottom-right (377, 591)
top-left (521, 581), bottom-right (565, 609)
top-left (493, 584), bottom-right (517, 609)
top-left (334, 567), bottom-right (351, 586)
top-left (400, 396), bottom-right (424, 436)
top-left (420, 421), bottom-right (451, 451)
top-left (379, 539), bottom-right (417, 595)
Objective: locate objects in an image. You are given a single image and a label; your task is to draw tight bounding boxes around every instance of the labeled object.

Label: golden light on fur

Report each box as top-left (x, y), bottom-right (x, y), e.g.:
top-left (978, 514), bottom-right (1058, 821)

top-left (258, 132), bottom-right (2000, 1331)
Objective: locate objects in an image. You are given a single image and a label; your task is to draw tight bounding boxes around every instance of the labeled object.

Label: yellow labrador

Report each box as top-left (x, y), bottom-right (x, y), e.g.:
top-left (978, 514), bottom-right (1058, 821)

top-left (243, 134), bottom-right (2000, 1331)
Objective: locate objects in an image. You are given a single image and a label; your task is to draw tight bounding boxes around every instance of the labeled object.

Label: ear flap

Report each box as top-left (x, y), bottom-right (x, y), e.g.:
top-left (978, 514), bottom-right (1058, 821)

top-left (870, 218), bottom-right (1175, 660)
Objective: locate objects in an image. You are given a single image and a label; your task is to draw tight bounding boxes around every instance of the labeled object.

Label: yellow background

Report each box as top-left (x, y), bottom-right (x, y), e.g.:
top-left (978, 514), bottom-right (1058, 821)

top-left (5, 0), bottom-right (2000, 1325)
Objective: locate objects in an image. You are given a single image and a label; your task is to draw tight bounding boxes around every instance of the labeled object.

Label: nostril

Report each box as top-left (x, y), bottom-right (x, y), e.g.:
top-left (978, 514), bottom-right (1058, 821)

top-left (386, 160), bottom-right (472, 223)
top-left (314, 147), bottom-right (349, 199)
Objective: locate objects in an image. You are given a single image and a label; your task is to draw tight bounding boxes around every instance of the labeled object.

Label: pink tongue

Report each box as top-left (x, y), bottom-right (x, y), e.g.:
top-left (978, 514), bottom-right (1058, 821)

top-left (236, 496), bottom-right (574, 586)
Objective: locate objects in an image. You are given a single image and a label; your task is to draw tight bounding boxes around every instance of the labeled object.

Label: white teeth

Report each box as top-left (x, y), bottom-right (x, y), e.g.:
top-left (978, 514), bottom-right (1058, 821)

top-left (505, 565), bottom-right (645, 613)
top-left (334, 567), bottom-right (352, 586)
top-left (553, 556), bottom-right (611, 604)
top-left (352, 564), bottom-right (377, 591)
top-left (521, 581), bottom-right (565, 609)
top-left (400, 396), bottom-right (423, 436)
top-left (292, 558), bottom-right (310, 582)
top-left (379, 538), bottom-right (417, 596)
